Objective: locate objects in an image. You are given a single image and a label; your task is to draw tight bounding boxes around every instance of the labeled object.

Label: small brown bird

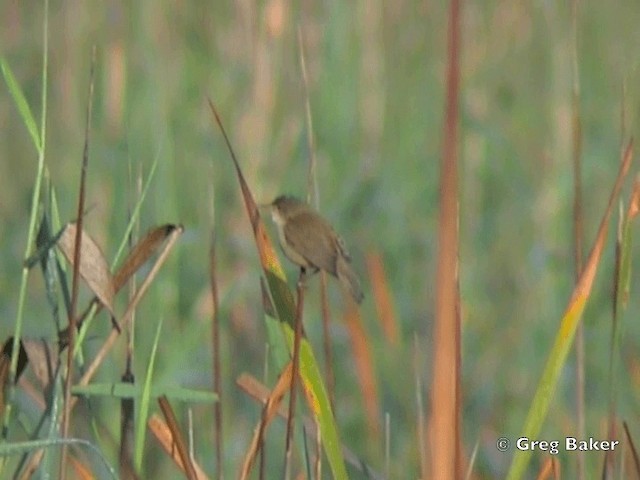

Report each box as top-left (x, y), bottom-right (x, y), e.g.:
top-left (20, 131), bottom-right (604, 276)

top-left (268, 195), bottom-right (364, 304)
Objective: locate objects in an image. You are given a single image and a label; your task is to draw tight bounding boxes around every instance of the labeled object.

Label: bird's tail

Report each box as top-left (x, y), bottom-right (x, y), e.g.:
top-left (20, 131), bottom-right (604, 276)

top-left (336, 255), bottom-right (364, 304)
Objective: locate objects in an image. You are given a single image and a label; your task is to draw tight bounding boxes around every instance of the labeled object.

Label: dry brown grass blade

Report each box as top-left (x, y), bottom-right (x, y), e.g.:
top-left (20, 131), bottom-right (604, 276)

top-left (236, 373), bottom-right (384, 480)
top-left (58, 223), bottom-right (115, 317)
top-left (148, 414), bottom-right (210, 480)
top-left (564, 140), bottom-right (632, 313)
top-left (429, 0), bottom-right (462, 476)
top-left (344, 301), bottom-right (380, 439)
top-left (240, 362), bottom-right (293, 480)
top-left (113, 224), bottom-right (178, 291)
top-left (158, 396), bottom-right (198, 480)
top-left (365, 250), bottom-right (399, 347)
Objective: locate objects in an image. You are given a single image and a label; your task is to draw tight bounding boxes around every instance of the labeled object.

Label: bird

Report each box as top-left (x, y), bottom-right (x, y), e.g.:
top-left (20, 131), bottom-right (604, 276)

top-left (267, 195), bottom-right (364, 304)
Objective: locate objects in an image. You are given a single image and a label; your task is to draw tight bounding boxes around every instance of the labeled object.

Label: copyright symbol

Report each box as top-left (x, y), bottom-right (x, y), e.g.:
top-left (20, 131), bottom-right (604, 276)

top-left (496, 437), bottom-right (509, 452)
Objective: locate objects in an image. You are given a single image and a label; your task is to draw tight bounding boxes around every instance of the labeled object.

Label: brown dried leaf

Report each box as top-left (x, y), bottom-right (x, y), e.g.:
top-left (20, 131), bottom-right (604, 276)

top-left (21, 338), bottom-right (58, 388)
top-left (114, 224), bottom-right (179, 291)
top-left (57, 223), bottom-right (115, 316)
top-left (62, 224), bottom-right (181, 341)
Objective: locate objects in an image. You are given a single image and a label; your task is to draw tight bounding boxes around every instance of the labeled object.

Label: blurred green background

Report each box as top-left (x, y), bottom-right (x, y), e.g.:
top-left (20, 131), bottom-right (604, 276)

top-left (3, 0), bottom-right (640, 478)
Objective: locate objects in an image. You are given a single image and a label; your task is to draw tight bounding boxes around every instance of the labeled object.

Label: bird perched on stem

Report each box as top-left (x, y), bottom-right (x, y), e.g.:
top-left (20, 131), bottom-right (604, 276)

top-left (266, 195), bottom-right (364, 304)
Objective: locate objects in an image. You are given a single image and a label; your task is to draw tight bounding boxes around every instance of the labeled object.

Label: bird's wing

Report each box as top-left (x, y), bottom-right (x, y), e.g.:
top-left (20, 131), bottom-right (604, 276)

top-left (283, 211), bottom-right (339, 275)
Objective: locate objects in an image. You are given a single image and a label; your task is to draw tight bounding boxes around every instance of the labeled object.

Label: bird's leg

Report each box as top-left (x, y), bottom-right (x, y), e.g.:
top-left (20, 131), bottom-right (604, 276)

top-left (297, 267), bottom-right (308, 289)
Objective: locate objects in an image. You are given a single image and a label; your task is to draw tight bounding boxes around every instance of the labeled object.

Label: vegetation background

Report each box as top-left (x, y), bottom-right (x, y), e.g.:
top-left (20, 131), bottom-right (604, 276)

top-left (2, 0), bottom-right (640, 478)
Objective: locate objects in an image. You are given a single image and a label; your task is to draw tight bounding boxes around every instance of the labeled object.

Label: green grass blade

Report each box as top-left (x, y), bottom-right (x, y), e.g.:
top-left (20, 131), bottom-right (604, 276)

top-left (0, 58), bottom-right (41, 153)
top-left (505, 296), bottom-right (588, 479)
top-left (72, 383), bottom-right (217, 403)
top-left (262, 279), bottom-right (291, 374)
top-left (506, 142), bottom-right (632, 479)
top-left (297, 328), bottom-right (347, 479)
top-left (607, 186), bottom-right (640, 422)
top-left (0, 438), bottom-right (117, 479)
top-left (617, 197), bottom-right (637, 310)
top-left (134, 317), bottom-right (163, 471)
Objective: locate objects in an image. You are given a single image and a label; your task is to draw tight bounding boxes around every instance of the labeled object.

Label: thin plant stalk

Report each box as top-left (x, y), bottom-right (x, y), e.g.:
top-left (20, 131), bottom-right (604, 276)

top-left (298, 27), bottom-right (335, 409)
top-left (210, 230), bottom-right (223, 480)
top-left (59, 45), bottom-right (96, 480)
top-left (570, 1), bottom-right (586, 478)
top-left (3, 0), bottom-right (50, 448)
top-left (284, 271), bottom-right (306, 479)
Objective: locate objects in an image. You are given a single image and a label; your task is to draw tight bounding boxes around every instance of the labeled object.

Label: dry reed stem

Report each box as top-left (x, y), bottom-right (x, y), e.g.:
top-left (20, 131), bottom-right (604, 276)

top-left (429, 0), bottom-right (462, 475)
top-left (148, 415), bottom-right (209, 480)
top-left (60, 45), bottom-right (96, 480)
top-left (158, 396), bottom-right (198, 480)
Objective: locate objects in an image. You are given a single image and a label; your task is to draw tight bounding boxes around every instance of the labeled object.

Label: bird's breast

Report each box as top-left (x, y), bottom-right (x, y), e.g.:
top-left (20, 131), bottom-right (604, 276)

top-left (276, 225), bottom-right (313, 268)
